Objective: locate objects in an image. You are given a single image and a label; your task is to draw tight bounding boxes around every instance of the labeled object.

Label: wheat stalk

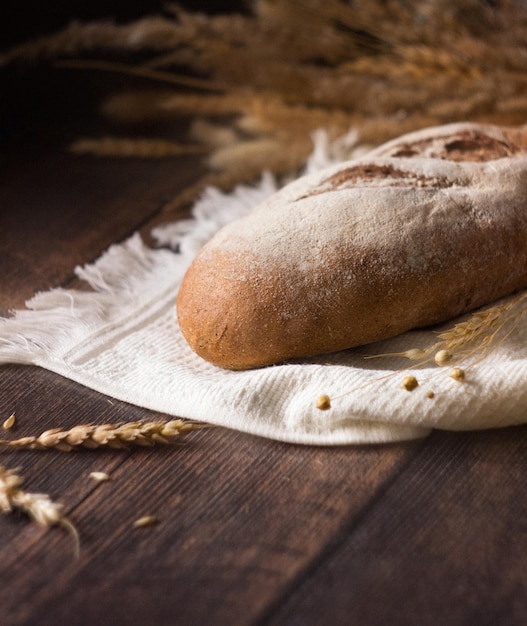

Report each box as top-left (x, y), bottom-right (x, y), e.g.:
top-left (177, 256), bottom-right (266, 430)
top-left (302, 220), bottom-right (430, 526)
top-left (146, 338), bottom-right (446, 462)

top-left (0, 419), bottom-right (205, 452)
top-left (435, 295), bottom-right (526, 353)
top-left (70, 137), bottom-right (210, 158)
top-left (428, 292), bottom-right (527, 365)
top-left (0, 465), bottom-right (79, 556)
top-left (367, 291), bottom-right (527, 365)
top-left (320, 291), bottom-right (527, 409)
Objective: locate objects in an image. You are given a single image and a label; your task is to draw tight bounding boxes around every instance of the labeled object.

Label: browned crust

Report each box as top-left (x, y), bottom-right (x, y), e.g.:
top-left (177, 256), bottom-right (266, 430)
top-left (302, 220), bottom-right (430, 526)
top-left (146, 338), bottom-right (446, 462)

top-left (176, 123), bottom-right (527, 370)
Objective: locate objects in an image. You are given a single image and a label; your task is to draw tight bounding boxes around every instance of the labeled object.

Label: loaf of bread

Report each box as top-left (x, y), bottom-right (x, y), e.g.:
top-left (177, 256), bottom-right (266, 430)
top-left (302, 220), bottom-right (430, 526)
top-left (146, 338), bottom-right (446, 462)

top-left (176, 122), bottom-right (527, 370)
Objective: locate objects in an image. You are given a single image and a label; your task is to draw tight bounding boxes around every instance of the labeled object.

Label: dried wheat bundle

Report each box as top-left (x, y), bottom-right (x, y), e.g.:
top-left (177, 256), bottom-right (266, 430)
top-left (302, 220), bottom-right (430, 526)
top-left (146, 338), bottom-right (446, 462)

top-left (2, 0), bottom-right (527, 201)
top-left (0, 465), bottom-right (79, 555)
top-left (0, 419), bottom-right (205, 452)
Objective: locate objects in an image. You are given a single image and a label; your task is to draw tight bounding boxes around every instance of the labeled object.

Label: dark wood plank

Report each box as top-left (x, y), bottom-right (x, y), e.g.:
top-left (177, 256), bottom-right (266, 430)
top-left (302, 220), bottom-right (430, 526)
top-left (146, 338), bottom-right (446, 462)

top-left (0, 365), bottom-right (159, 544)
top-left (0, 363), bottom-right (418, 625)
top-left (0, 147), bottom-right (201, 313)
top-left (264, 425), bottom-right (527, 626)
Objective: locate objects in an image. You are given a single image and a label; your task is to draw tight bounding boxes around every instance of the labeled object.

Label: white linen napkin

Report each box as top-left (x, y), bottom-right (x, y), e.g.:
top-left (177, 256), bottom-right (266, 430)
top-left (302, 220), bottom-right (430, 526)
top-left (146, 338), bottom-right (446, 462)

top-left (2, 137), bottom-right (527, 444)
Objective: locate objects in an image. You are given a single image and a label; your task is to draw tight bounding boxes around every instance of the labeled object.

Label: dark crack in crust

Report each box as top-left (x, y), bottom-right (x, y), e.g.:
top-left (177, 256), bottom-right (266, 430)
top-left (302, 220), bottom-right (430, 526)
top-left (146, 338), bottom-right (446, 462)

top-left (297, 163), bottom-right (454, 200)
top-left (384, 129), bottom-right (519, 162)
top-left (324, 163), bottom-right (453, 188)
top-left (296, 127), bottom-right (525, 201)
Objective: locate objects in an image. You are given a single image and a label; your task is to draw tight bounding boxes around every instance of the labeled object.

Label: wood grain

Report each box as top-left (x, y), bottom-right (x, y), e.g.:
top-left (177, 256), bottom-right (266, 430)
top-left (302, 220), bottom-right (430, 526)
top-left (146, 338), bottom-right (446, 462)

top-left (0, 391), bottom-right (416, 624)
top-left (265, 426), bottom-right (527, 625)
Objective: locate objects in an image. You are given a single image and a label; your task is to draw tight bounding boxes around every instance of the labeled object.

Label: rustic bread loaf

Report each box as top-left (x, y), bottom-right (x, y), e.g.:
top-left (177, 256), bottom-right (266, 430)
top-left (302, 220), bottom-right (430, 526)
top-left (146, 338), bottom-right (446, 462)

top-left (176, 122), bottom-right (527, 370)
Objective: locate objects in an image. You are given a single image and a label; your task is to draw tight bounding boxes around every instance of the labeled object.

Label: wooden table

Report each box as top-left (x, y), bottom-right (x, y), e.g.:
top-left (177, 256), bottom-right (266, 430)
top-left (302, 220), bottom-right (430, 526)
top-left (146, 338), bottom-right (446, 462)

top-left (1, 60), bottom-right (527, 626)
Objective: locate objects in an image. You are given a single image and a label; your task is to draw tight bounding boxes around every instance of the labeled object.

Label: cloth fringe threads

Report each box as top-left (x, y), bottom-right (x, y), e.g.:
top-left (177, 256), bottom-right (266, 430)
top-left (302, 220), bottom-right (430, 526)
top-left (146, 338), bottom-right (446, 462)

top-left (2, 134), bottom-right (527, 445)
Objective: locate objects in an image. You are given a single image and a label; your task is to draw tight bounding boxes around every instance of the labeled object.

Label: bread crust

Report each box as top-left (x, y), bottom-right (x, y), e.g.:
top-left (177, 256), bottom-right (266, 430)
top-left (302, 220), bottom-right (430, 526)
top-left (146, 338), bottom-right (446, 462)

top-left (176, 122), bottom-right (527, 369)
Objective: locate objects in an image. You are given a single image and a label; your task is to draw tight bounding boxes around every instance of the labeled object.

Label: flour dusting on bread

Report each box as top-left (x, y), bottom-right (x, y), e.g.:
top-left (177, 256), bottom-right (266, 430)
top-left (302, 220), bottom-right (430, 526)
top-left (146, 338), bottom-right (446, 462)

top-left (176, 122), bottom-right (527, 370)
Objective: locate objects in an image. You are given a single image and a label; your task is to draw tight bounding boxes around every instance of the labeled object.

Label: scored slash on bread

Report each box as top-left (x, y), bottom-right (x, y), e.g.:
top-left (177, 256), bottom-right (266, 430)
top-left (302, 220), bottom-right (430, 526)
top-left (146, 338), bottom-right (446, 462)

top-left (176, 122), bottom-right (527, 370)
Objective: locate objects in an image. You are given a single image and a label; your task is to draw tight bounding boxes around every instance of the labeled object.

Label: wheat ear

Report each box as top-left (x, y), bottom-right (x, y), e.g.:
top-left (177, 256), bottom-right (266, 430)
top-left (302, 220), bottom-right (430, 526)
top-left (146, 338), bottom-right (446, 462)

top-left (0, 465), bottom-right (79, 556)
top-left (367, 291), bottom-right (527, 366)
top-left (319, 291), bottom-right (527, 409)
top-left (70, 137), bottom-right (210, 158)
top-left (0, 419), bottom-right (205, 452)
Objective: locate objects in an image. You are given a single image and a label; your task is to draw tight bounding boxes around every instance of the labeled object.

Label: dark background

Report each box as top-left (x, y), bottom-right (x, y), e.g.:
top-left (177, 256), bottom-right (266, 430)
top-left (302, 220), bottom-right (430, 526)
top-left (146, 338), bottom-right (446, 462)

top-left (0, 2), bottom-right (246, 154)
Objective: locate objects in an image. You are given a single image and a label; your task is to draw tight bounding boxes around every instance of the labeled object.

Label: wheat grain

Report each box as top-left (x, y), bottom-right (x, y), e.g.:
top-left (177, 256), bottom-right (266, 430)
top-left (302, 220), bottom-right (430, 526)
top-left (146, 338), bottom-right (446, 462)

top-left (316, 394), bottom-right (331, 411)
top-left (402, 376), bottom-right (419, 392)
top-left (0, 419), bottom-right (205, 452)
top-left (434, 349), bottom-right (453, 366)
top-left (3, 413), bottom-right (15, 430)
top-left (450, 368), bottom-right (466, 383)
top-left (0, 465), bottom-right (79, 556)
top-left (133, 515), bottom-right (158, 528)
top-left (89, 472), bottom-right (111, 482)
